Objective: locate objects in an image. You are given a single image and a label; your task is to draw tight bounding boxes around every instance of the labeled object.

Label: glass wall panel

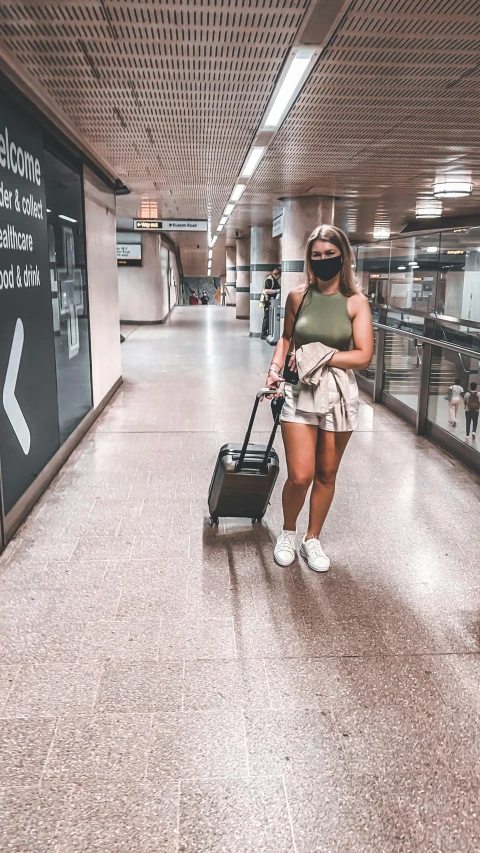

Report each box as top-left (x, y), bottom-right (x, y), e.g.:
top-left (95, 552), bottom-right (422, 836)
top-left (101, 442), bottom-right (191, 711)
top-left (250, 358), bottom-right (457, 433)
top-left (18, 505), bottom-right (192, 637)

top-left (427, 345), bottom-right (480, 451)
top-left (437, 227), bottom-right (480, 334)
top-left (356, 242), bottom-right (391, 305)
top-left (44, 149), bottom-right (92, 443)
top-left (383, 329), bottom-right (421, 411)
top-left (389, 234), bottom-right (438, 313)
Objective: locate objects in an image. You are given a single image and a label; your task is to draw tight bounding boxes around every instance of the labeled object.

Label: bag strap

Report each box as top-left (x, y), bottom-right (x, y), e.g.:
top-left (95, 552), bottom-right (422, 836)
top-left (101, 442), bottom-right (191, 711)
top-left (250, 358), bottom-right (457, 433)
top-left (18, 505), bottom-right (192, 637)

top-left (287, 287), bottom-right (309, 353)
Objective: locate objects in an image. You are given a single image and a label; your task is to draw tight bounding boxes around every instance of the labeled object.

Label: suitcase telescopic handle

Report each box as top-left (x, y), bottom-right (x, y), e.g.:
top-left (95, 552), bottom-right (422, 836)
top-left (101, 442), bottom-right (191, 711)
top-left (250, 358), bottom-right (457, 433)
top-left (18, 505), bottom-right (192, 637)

top-left (235, 388), bottom-right (284, 474)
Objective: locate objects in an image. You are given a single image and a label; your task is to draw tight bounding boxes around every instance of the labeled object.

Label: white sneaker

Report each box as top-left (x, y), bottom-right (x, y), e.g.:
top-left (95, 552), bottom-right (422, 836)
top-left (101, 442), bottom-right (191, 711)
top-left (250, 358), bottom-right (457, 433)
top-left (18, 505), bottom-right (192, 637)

top-left (473, 432), bottom-right (476, 439)
top-left (300, 536), bottom-right (330, 573)
top-left (274, 530), bottom-right (297, 567)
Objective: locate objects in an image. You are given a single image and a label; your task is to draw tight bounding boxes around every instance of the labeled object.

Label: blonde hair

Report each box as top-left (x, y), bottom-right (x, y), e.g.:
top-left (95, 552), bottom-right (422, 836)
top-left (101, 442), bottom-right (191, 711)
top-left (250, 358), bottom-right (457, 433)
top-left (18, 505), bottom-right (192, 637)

top-left (305, 224), bottom-right (359, 297)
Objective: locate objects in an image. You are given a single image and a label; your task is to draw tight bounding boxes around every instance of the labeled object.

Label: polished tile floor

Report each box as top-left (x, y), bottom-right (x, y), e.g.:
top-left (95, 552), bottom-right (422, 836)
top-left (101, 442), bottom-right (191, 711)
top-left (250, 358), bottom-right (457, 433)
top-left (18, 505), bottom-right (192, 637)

top-left (1, 306), bottom-right (480, 852)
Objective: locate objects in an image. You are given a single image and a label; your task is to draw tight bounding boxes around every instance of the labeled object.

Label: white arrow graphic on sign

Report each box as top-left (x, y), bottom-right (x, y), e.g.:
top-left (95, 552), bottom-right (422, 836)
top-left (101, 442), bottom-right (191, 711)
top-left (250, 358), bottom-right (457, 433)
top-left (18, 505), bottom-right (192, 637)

top-left (3, 318), bottom-right (31, 455)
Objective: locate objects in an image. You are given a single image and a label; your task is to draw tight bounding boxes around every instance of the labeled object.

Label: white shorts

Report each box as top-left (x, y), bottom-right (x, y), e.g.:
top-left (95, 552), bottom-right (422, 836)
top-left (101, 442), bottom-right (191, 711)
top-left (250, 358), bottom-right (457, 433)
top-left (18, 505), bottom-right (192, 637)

top-left (280, 371), bottom-right (359, 432)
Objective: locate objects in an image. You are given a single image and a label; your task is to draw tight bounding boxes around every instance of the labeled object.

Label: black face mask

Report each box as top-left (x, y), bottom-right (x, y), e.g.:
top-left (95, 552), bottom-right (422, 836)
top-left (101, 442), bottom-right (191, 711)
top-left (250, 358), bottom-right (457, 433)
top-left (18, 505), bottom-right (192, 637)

top-left (310, 255), bottom-right (342, 281)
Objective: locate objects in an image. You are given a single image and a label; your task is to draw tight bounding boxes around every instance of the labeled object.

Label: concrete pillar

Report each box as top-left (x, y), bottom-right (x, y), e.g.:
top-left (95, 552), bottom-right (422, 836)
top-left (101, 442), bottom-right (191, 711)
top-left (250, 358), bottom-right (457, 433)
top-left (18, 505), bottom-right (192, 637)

top-left (236, 237), bottom-right (251, 320)
top-left (225, 245), bottom-right (236, 306)
top-left (281, 196), bottom-right (335, 304)
top-left (249, 225), bottom-right (278, 337)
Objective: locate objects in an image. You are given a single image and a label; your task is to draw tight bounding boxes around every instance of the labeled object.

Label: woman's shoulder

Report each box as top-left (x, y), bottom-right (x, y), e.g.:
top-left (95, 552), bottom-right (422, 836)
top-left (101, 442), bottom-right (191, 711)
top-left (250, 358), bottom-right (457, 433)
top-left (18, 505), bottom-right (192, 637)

top-left (285, 285), bottom-right (308, 311)
top-left (347, 290), bottom-right (368, 315)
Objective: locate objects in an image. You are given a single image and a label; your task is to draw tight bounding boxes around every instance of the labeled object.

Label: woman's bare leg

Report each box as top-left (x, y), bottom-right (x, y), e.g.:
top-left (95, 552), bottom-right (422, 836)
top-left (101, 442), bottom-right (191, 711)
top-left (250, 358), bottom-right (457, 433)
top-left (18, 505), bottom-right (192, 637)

top-left (306, 430), bottom-right (351, 539)
top-left (281, 422), bottom-right (318, 531)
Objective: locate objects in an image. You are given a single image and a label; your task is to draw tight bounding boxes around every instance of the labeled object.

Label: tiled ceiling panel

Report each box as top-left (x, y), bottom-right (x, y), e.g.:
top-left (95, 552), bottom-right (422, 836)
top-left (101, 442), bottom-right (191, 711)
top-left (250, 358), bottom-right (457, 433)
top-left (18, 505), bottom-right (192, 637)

top-left (246, 0), bottom-right (480, 240)
top-left (0, 0), bottom-right (309, 239)
top-left (2, 0), bottom-right (480, 274)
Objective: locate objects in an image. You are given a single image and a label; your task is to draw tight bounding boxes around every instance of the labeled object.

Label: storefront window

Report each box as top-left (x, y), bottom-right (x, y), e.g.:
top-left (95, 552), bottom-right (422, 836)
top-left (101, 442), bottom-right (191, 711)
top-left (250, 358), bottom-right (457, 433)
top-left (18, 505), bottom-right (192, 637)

top-left (0, 92), bottom-right (93, 517)
top-left (44, 148), bottom-right (92, 443)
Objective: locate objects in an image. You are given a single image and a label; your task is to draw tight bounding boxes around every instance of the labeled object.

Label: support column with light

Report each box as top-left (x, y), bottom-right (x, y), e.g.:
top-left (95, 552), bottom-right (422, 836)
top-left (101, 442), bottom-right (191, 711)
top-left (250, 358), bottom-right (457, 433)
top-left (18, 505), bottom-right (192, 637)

top-left (249, 225), bottom-right (278, 337)
top-left (281, 196), bottom-right (335, 304)
top-left (225, 245), bottom-right (236, 306)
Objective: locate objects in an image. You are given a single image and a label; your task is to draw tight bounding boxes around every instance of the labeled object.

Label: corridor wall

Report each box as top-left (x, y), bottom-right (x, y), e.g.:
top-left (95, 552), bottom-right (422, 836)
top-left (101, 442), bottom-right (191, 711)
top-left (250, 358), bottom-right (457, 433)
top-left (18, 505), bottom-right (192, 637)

top-left (118, 234), bottom-right (172, 323)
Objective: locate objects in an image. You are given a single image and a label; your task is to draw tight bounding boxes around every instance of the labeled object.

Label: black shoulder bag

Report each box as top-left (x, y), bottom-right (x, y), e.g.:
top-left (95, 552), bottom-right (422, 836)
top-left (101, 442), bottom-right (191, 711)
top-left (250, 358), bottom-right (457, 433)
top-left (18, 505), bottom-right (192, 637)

top-left (282, 288), bottom-right (309, 385)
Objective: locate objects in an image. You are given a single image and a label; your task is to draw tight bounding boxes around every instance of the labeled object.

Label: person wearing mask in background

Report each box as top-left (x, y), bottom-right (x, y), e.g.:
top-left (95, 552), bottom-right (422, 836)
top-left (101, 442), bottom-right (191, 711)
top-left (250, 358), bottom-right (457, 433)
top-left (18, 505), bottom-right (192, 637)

top-left (189, 290), bottom-right (199, 305)
top-left (264, 225), bottom-right (373, 572)
top-left (201, 290), bottom-right (210, 305)
top-left (464, 381), bottom-right (480, 439)
top-left (260, 267), bottom-right (281, 339)
top-left (445, 378), bottom-right (464, 428)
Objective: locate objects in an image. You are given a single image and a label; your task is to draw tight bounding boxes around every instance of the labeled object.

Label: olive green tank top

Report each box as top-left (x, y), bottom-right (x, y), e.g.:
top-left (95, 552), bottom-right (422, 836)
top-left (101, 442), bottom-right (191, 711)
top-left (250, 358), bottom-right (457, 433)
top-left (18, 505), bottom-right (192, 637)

top-left (294, 288), bottom-right (352, 351)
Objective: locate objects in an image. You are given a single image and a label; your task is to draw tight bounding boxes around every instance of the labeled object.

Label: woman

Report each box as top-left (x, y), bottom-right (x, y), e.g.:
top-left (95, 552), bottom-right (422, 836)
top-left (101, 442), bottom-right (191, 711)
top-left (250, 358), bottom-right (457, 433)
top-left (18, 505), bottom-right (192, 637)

top-left (265, 225), bottom-right (374, 572)
top-left (446, 378), bottom-right (464, 428)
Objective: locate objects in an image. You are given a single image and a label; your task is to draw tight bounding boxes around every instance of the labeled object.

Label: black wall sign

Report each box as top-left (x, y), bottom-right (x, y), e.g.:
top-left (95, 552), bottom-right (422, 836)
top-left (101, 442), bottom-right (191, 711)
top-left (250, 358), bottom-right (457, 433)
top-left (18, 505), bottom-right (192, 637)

top-left (0, 93), bottom-right (60, 514)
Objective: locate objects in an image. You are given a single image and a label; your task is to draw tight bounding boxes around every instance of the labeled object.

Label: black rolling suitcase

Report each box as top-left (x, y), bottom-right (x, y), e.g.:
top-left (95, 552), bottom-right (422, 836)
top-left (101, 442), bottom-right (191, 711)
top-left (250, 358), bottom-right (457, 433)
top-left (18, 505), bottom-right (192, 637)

top-left (208, 390), bottom-right (282, 526)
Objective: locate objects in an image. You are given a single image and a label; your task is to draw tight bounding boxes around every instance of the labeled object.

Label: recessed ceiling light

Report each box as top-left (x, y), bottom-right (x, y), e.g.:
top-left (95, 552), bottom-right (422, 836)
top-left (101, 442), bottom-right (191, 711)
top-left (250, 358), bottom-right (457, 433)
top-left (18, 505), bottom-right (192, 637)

top-left (241, 147), bottom-right (265, 177)
top-left (58, 214), bottom-right (77, 223)
top-left (230, 184), bottom-right (246, 202)
top-left (373, 225), bottom-right (390, 240)
top-left (46, 208), bottom-right (51, 213)
top-left (416, 197), bottom-right (442, 218)
top-left (264, 49), bottom-right (315, 128)
top-left (224, 204), bottom-right (235, 216)
top-left (208, 249), bottom-right (212, 259)
top-left (220, 216), bottom-right (228, 225)
top-left (426, 246), bottom-right (438, 253)
top-left (398, 266), bottom-right (406, 270)
top-left (434, 173), bottom-right (472, 198)
top-left (217, 223), bottom-right (224, 232)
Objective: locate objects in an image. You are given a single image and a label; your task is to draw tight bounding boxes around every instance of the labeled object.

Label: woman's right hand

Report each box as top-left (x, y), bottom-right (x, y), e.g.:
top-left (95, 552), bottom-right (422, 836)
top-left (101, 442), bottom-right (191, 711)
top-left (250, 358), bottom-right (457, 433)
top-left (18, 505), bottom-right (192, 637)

top-left (262, 369), bottom-right (282, 400)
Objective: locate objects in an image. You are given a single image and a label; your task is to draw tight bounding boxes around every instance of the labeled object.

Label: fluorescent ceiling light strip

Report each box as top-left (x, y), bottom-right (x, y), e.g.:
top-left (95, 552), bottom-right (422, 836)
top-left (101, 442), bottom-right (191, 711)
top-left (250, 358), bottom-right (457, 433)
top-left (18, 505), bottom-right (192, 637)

top-left (224, 204), bottom-right (235, 216)
top-left (264, 50), bottom-right (314, 128)
top-left (217, 223), bottom-right (224, 232)
top-left (241, 147), bottom-right (265, 177)
top-left (220, 216), bottom-right (228, 225)
top-left (208, 249), bottom-right (213, 259)
top-left (230, 184), bottom-right (246, 202)
top-left (58, 214), bottom-right (77, 223)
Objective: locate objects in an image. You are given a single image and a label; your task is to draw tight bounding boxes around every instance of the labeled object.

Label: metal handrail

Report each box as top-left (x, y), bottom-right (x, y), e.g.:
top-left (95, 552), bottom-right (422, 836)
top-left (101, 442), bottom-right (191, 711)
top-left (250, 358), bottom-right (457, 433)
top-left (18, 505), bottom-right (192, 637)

top-left (370, 302), bottom-right (480, 331)
top-left (373, 322), bottom-right (480, 361)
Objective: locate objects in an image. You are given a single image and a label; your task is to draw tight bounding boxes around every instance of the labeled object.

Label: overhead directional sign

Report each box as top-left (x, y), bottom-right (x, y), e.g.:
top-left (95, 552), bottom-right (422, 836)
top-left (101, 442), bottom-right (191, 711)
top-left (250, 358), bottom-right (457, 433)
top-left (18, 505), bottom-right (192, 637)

top-left (134, 219), bottom-right (208, 232)
top-left (3, 318), bottom-right (30, 455)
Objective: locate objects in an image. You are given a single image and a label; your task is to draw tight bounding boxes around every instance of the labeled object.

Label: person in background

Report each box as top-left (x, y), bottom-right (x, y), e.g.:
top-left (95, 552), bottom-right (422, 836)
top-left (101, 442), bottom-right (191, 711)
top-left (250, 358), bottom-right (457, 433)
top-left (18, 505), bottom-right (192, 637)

top-left (201, 290), bottom-right (209, 305)
top-left (446, 378), bottom-right (464, 428)
top-left (261, 267), bottom-right (281, 339)
top-left (189, 290), bottom-right (199, 305)
top-left (464, 381), bottom-right (480, 438)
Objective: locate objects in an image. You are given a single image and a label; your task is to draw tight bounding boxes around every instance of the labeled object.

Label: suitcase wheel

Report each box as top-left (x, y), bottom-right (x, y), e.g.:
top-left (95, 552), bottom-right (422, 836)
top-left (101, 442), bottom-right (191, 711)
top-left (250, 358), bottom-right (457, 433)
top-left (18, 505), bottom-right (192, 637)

top-left (251, 517), bottom-right (262, 525)
top-left (209, 516), bottom-right (219, 528)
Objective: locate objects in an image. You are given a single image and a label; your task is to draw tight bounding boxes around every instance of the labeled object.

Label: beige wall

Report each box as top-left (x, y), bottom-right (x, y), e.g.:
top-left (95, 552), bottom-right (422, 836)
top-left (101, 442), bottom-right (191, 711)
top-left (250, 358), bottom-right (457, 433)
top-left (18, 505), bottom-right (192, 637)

top-left (83, 167), bottom-right (122, 409)
top-left (118, 234), bottom-right (171, 323)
